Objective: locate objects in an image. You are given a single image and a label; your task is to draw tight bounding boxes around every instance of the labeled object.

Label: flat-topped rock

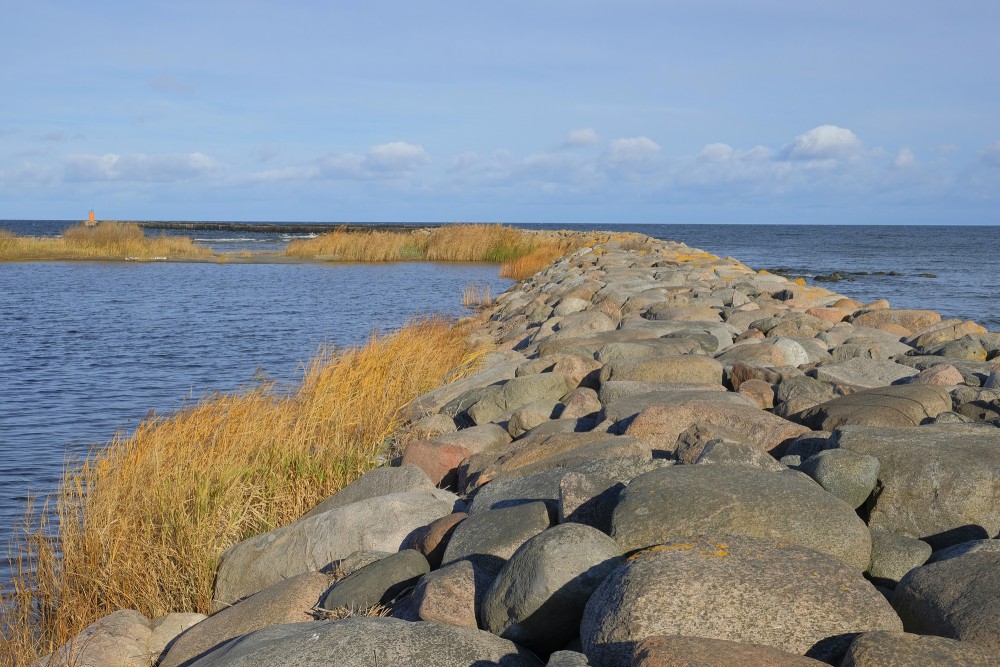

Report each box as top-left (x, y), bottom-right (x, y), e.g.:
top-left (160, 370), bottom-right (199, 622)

top-left (611, 465), bottom-right (872, 570)
top-left (792, 384), bottom-right (952, 430)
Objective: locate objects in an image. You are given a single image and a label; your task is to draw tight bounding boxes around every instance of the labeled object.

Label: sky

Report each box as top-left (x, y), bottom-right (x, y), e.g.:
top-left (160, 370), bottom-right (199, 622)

top-left (1, 1), bottom-right (999, 225)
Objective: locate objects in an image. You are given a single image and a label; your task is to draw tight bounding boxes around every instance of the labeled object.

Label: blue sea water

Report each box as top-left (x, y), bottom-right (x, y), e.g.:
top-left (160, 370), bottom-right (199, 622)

top-left (1, 219), bottom-right (998, 586)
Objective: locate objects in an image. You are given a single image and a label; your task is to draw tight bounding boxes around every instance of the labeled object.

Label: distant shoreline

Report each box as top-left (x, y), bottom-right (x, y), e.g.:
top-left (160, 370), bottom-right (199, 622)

top-left (130, 221), bottom-right (442, 234)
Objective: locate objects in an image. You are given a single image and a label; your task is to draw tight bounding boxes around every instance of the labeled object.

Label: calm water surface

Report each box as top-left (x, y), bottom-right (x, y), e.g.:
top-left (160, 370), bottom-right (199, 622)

top-left (0, 258), bottom-right (511, 582)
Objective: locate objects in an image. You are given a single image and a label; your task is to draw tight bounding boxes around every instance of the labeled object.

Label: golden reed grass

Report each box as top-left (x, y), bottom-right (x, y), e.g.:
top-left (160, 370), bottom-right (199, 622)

top-left (1, 319), bottom-right (485, 665)
top-left (286, 224), bottom-right (587, 280)
top-left (0, 222), bottom-right (213, 262)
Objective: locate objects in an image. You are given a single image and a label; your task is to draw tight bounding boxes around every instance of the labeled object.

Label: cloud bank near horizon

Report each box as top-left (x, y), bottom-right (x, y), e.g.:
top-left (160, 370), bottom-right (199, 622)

top-left (3, 124), bottom-right (997, 223)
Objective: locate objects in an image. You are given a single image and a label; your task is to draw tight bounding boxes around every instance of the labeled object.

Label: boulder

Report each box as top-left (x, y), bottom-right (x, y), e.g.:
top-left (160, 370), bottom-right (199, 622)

top-left (866, 530), bottom-right (932, 589)
top-left (793, 385), bottom-right (952, 430)
top-left (319, 549), bottom-right (429, 611)
top-left (693, 438), bottom-right (786, 472)
top-left (798, 448), bottom-right (880, 509)
top-left (581, 534), bottom-right (902, 665)
top-left (927, 538), bottom-right (1000, 564)
top-left (893, 551), bottom-right (1000, 651)
top-left (402, 512), bottom-right (467, 568)
top-left (441, 501), bottom-right (552, 576)
top-left (401, 440), bottom-right (471, 488)
top-left (185, 617), bottom-right (543, 667)
top-left (481, 523), bottom-right (624, 655)
top-left (394, 559), bottom-right (493, 629)
top-left (598, 355), bottom-right (724, 385)
top-left (404, 352), bottom-right (522, 419)
top-left (507, 399), bottom-right (561, 438)
top-left (161, 573), bottom-right (333, 667)
top-left (834, 425), bottom-right (1000, 548)
top-left (611, 465), bottom-right (872, 570)
top-left (623, 398), bottom-right (810, 456)
top-left (812, 359), bottom-right (919, 389)
top-left (840, 631), bottom-right (1000, 667)
top-left (907, 364), bottom-right (966, 386)
top-left (547, 650), bottom-right (592, 666)
top-left (214, 489), bottom-right (456, 609)
top-left (558, 472), bottom-right (624, 534)
top-left (630, 635), bottom-right (827, 666)
top-left (558, 387), bottom-right (602, 420)
top-left (850, 308), bottom-right (941, 332)
top-left (467, 373), bottom-right (571, 425)
top-left (35, 610), bottom-right (154, 667)
top-left (300, 464), bottom-right (434, 519)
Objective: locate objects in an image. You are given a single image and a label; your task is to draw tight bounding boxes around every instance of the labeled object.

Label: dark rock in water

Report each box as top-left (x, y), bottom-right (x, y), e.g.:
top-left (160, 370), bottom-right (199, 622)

top-left (611, 464), bottom-right (872, 570)
top-left (481, 523), bottom-right (623, 655)
top-left (918, 273), bottom-right (938, 278)
top-left (893, 551), bottom-right (1000, 652)
top-left (319, 549), bottom-right (429, 612)
top-left (815, 271), bottom-right (848, 282)
top-left (185, 617), bottom-right (544, 666)
top-left (580, 534), bottom-right (902, 665)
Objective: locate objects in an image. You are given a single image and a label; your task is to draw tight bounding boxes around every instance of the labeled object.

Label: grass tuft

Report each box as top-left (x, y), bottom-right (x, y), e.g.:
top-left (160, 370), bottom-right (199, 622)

top-left (0, 319), bottom-right (485, 665)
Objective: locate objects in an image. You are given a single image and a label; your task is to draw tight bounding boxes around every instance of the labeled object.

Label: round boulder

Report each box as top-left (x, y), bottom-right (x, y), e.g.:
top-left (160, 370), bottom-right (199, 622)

top-left (580, 534), bottom-right (903, 666)
top-left (481, 523), bottom-right (623, 655)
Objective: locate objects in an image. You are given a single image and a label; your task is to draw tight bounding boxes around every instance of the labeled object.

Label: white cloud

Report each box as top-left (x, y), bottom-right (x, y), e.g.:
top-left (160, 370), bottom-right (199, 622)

top-left (893, 147), bottom-right (917, 168)
top-left (697, 143), bottom-right (735, 162)
top-left (783, 124), bottom-right (861, 160)
top-left (606, 136), bottom-right (661, 163)
top-left (362, 141), bottom-right (429, 173)
top-left (559, 128), bottom-right (600, 149)
top-left (63, 152), bottom-right (218, 182)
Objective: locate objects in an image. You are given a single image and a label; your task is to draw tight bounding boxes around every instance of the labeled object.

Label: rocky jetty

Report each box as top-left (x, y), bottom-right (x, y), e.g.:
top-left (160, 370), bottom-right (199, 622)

top-left (38, 235), bottom-right (1000, 666)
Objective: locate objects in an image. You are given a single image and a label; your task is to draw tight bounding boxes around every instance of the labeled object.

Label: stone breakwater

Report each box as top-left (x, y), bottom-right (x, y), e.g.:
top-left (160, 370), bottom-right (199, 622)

top-left (35, 235), bottom-right (1000, 667)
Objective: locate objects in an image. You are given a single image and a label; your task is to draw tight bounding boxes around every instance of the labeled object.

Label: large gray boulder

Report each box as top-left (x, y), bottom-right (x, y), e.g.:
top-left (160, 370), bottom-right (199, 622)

top-left (35, 610), bottom-right (181, 667)
top-left (793, 385), bottom-right (952, 430)
top-left (161, 572), bottom-right (333, 667)
top-left (300, 464), bottom-right (434, 519)
top-left (392, 559), bottom-right (491, 629)
top-left (468, 373), bottom-right (572, 425)
top-left (442, 501), bottom-right (552, 576)
top-left (798, 448), bottom-right (880, 510)
top-left (866, 530), bottom-right (932, 588)
top-left (186, 617), bottom-right (544, 666)
top-left (214, 489), bottom-right (456, 609)
top-left (580, 534), bottom-right (902, 665)
top-left (840, 631), bottom-right (1000, 666)
top-left (598, 355), bottom-right (724, 385)
top-left (622, 397), bottom-right (809, 456)
top-left (319, 549), bottom-right (429, 611)
top-left (834, 425), bottom-right (1000, 548)
top-left (481, 524), bottom-right (623, 655)
top-left (892, 551), bottom-right (1000, 651)
top-left (611, 465), bottom-right (872, 570)
top-left (812, 358), bottom-right (919, 389)
top-left (403, 351), bottom-right (522, 420)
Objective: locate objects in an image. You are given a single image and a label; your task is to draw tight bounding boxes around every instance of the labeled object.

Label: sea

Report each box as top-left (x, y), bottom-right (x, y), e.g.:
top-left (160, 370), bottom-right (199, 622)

top-left (1, 220), bottom-right (998, 585)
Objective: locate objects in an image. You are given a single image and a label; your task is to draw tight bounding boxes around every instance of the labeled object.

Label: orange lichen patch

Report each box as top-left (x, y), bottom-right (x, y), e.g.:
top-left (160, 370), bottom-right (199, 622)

top-left (794, 277), bottom-right (807, 286)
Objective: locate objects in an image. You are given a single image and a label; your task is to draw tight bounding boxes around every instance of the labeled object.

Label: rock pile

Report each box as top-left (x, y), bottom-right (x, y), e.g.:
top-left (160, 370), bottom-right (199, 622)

top-left (39, 235), bottom-right (1000, 666)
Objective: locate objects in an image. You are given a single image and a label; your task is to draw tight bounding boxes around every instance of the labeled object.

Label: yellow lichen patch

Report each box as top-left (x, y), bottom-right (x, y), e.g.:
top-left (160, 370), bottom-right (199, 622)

top-left (794, 277), bottom-right (807, 286)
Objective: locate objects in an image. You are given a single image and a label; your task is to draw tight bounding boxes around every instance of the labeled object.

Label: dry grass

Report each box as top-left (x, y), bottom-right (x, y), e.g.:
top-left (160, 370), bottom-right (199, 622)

top-left (0, 222), bottom-right (214, 262)
top-left (286, 224), bottom-right (584, 276)
top-left (462, 282), bottom-right (493, 308)
top-left (0, 319), bottom-right (485, 666)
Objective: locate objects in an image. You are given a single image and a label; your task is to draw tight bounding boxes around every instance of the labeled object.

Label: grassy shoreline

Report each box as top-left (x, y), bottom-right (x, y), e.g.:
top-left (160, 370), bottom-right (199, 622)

top-left (0, 319), bottom-right (489, 664)
top-left (0, 222), bottom-right (597, 279)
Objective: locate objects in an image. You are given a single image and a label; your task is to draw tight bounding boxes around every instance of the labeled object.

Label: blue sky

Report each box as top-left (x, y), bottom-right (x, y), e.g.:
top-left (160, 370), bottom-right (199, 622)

top-left (2, 1), bottom-right (998, 224)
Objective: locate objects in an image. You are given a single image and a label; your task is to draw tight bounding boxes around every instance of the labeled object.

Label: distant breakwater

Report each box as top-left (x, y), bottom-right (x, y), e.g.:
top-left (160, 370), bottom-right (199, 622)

top-left (131, 221), bottom-right (441, 234)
